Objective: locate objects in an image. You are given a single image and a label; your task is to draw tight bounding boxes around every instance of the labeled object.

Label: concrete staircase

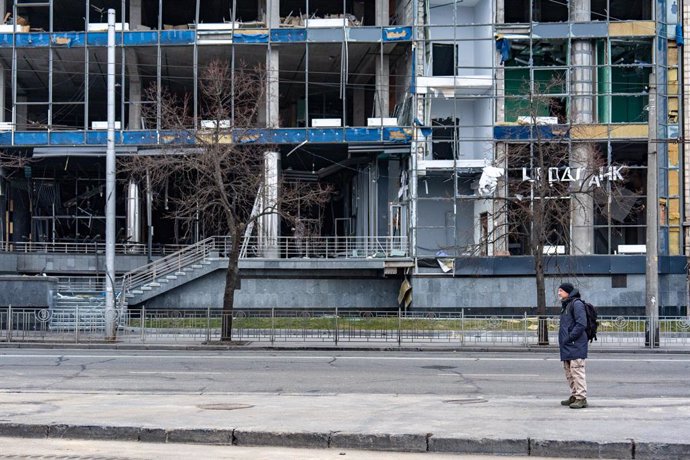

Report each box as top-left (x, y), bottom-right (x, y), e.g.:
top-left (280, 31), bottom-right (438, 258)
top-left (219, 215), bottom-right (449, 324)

top-left (121, 237), bottom-right (225, 306)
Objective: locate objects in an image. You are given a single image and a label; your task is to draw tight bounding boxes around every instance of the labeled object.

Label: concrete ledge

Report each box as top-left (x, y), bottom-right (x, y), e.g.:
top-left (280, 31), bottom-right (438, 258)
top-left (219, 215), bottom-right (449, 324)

top-left (330, 432), bottom-right (428, 452)
top-left (530, 439), bottom-right (633, 459)
top-left (166, 428), bottom-right (233, 444)
top-left (429, 436), bottom-right (528, 455)
top-left (635, 442), bottom-right (690, 460)
top-left (234, 430), bottom-right (329, 448)
top-left (2, 422), bottom-right (688, 459)
top-left (137, 428), bottom-right (167, 443)
top-left (48, 424), bottom-right (141, 441)
top-left (0, 422), bottom-right (48, 438)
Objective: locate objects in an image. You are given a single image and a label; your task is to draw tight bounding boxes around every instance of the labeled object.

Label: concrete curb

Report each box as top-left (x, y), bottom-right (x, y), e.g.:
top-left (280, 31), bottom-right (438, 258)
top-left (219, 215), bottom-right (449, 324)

top-left (1, 423), bottom-right (688, 459)
top-left (0, 341), bottom-right (688, 354)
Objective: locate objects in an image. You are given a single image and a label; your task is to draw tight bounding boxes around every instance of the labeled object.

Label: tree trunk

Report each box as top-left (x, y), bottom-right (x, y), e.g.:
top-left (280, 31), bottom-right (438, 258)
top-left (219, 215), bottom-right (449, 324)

top-left (220, 234), bottom-right (241, 341)
top-left (534, 249), bottom-right (549, 345)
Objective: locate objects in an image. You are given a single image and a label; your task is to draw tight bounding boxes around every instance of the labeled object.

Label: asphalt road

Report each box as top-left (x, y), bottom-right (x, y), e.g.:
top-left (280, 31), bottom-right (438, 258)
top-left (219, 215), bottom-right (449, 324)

top-left (0, 349), bottom-right (688, 398)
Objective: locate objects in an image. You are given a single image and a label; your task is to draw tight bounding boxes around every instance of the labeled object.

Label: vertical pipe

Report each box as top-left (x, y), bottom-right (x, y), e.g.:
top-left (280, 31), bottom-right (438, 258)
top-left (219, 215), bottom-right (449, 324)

top-left (105, 9), bottom-right (117, 340)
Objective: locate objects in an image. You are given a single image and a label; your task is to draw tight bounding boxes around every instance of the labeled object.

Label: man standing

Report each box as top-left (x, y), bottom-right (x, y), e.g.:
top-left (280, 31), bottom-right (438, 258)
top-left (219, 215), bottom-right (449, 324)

top-left (557, 282), bottom-right (588, 409)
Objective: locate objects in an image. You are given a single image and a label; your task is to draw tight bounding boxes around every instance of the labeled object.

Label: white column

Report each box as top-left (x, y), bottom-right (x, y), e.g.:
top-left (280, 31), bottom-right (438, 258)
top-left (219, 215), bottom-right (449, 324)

top-left (126, 180), bottom-right (141, 244)
top-left (260, 151), bottom-right (280, 257)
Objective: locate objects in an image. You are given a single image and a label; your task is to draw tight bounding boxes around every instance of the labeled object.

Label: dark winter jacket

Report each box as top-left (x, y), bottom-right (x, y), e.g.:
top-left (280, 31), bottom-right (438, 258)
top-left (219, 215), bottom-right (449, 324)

top-left (558, 288), bottom-right (588, 361)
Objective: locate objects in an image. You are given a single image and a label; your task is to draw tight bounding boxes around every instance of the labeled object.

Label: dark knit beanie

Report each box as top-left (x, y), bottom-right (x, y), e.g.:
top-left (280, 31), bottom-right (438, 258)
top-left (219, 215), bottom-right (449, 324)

top-left (558, 283), bottom-right (575, 295)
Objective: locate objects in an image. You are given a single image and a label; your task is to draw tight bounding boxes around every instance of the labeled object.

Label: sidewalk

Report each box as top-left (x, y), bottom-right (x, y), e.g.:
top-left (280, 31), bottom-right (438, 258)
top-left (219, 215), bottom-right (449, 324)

top-left (0, 390), bottom-right (687, 459)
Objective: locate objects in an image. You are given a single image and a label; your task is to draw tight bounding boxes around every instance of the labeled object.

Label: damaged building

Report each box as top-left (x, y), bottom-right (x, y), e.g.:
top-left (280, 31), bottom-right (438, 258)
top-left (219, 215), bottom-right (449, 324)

top-left (0, 0), bottom-right (686, 317)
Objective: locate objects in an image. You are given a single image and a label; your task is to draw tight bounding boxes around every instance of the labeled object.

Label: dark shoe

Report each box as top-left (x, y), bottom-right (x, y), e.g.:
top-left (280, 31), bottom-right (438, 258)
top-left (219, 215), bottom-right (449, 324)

top-left (569, 398), bottom-right (588, 409)
top-left (560, 396), bottom-right (576, 406)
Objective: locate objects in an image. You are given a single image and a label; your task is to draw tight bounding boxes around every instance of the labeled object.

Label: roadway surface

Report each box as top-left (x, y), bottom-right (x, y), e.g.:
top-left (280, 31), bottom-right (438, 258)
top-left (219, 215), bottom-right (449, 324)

top-left (0, 349), bottom-right (687, 459)
top-left (0, 349), bottom-right (687, 398)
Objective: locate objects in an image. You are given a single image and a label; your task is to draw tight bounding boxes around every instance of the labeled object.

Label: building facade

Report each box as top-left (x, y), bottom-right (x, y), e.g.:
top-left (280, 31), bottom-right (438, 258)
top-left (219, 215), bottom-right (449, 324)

top-left (0, 0), bottom-right (685, 315)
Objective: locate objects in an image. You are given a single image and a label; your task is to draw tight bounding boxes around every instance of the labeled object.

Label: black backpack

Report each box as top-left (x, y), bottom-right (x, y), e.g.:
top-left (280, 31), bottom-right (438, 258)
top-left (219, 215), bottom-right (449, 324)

top-left (572, 300), bottom-right (599, 343)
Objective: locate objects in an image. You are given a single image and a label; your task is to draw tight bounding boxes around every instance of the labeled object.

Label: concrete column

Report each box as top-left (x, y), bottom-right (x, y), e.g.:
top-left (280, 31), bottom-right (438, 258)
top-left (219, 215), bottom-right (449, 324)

top-left (375, 56), bottom-right (390, 118)
top-left (569, 0), bottom-right (594, 254)
top-left (15, 94), bottom-right (27, 130)
top-left (125, 49), bottom-right (141, 129)
top-left (375, 0), bottom-right (389, 26)
top-left (129, 0), bottom-right (142, 29)
top-left (493, 143), bottom-right (509, 255)
top-left (266, 48), bottom-right (280, 128)
top-left (375, 0), bottom-right (390, 118)
top-left (353, 88), bottom-right (365, 126)
top-left (265, 0), bottom-right (280, 28)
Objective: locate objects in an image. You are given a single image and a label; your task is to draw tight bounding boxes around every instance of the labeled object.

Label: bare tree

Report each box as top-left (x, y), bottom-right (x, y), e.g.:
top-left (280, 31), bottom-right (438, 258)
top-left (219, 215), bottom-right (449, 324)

top-left (121, 60), bottom-right (330, 341)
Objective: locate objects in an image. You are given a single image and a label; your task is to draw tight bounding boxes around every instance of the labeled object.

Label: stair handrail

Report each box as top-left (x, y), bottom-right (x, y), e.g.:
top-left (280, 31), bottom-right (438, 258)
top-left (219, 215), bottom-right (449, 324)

top-left (119, 237), bottom-right (217, 300)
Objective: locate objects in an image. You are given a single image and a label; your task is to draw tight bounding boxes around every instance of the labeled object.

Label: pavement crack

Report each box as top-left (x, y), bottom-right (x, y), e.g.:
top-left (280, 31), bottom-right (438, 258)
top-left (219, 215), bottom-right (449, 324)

top-left (328, 357), bottom-right (337, 366)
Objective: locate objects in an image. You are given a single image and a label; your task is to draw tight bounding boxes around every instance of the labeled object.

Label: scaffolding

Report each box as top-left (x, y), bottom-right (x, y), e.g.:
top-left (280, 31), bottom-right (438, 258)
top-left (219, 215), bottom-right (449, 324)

top-left (0, 0), bottom-right (682, 265)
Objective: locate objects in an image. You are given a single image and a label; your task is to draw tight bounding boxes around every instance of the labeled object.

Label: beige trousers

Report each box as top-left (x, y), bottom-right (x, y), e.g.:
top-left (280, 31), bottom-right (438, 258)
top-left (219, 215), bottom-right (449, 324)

top-left (563, 359), bottom-right (587, 400)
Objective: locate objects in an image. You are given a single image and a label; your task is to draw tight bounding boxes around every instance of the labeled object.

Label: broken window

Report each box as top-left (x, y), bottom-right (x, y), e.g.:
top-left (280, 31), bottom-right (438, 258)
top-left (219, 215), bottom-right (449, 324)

top-left (432, 44), bottom-right (455, 76)
top-left (592, 0), bottom-right (652, 21)
top-left (504, 40), bottom-right (568, 123)
top-left (609, 39), bottom-right (652, 123)
top-left (431, 117), bottom-right (458, 160)
top-left (504, 0), bottom-right (568, 23)
top-left (593, 143), bottom-right (647, 254)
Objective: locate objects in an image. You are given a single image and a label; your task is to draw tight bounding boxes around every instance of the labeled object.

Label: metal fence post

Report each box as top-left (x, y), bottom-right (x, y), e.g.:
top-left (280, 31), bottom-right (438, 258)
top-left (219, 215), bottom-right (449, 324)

top-left (397, 307), bottom-right (402, 347)
top-left (141, 305), bottom-right (146, 342)
top-left (460, 308), bottom-right (464, 346)
top-left (523, 312), bottom-right (528, 346)
top-left (271, 307), bottom-right (275, 345)
top-left (206, 305), bottom-right (211, 343)
top-left (7, 305), bottom-right (12, 343)
top-left (75, 306), bottom-right (80, 343)
top-left (335, 306), bottom-right (339, 346)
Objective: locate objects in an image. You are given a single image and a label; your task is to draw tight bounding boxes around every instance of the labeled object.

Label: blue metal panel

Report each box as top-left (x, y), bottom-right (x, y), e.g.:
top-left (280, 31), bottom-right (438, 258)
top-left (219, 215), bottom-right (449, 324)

top-left (270, 28), bottom-right (306, 42)
top-left (159, 130), bottom-right (195, 144)
top-left (49, 131), bottom-right (86, 145)
top-left (235, 129), bottom-right (269, 143)
top-left (15, 33), bottom-right (51, 47)
top-left (383, 127), bottom-right (412, 142)
top-left (308, 128), bottom-right (343, 143)
top-left (345, 128), bottom-right (382, 142)
top-left (15, 132), bottom-right (48, 145)
top-left (159, 30), bottom-right (195, 45)
top-left (87, 32), bottom-right (123, 46)
top-left (52, 32), bottom-right (86, 47)
top-left (382, 26), bottom-right (412, 42)
top-left (0, 131), bottom-right (12, 144)
top-left (124, 31), bottom-right (159, 46)
top-left (86, 131), bottom-right (109, 144)
top-left (271, 129), bottom-right (307, 143)
top-left (493, 125), bottom-right (567, 141)
top-left (123, 130), bottom-right (158, 144)
top-left (0, 34), bottom-right (12, 47)
top-left (233, 31), bottom-right (269, 43)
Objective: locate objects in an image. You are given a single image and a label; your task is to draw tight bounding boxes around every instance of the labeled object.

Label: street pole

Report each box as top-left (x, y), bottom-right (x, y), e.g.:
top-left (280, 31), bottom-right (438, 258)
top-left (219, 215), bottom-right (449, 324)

top-left (104, 9), bottom-right (117, 340)
top-left (646, 72), bottom-right (659, 347)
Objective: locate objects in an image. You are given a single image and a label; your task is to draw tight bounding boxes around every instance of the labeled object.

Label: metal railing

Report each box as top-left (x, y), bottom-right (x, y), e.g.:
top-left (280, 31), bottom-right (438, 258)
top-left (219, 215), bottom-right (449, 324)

top-left (119, 237), bottom-right (216, 298)
top-left (1, 307), bottom-right (688, 348)
top-left (222, 235), bottom-right (409, 259)
top-left (0, 241), bottom-right (187, 256)
top-left (0, 236), bottom-right (409, 260)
